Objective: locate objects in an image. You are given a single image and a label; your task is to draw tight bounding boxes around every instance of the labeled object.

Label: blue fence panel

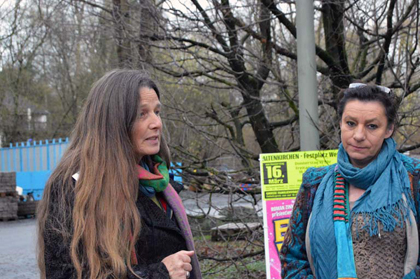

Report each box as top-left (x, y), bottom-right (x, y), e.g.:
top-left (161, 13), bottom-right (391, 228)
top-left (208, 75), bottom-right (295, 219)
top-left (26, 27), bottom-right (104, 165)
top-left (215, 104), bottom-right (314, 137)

top-left (170, 162), bottom-right (183, 183)
top-left (1, 138), bottom-right (69, 172)
top-left (1, 138), bottom-right (183, 200)
top-left (16, 171), bottom-right (52, 200)
top-left (0, 138), bottom-right (69, 199)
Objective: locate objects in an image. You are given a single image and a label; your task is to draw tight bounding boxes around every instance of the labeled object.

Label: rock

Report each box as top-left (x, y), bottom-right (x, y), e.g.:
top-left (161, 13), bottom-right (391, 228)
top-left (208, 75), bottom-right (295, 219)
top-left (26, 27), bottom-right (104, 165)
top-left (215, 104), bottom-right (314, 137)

top-left (211, 222), bottom-right (262, 241)
top-left (0, 173), bottom-right (18, 220)
top-left (0, 172), bottom-right (16, 193)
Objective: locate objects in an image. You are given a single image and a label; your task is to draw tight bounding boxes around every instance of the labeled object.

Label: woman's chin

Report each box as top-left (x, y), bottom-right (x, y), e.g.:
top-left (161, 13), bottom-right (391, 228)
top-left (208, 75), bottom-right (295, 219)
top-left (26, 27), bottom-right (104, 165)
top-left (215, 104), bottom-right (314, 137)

top-left (348, 155), bottom-right (374, 168)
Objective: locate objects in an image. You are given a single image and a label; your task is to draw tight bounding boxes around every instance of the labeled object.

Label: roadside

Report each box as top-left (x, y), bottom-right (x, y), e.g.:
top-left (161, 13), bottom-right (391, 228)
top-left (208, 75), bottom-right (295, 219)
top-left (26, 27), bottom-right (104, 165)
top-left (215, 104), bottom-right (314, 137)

top-left (0, 218), bottom-right (39, 279)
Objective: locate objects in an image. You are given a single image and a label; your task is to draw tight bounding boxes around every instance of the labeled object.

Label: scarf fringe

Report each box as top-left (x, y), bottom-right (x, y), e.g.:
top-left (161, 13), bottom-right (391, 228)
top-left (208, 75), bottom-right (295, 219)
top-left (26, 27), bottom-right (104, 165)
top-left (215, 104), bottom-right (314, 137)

top-left (350, 187), bottom-right (415, 237)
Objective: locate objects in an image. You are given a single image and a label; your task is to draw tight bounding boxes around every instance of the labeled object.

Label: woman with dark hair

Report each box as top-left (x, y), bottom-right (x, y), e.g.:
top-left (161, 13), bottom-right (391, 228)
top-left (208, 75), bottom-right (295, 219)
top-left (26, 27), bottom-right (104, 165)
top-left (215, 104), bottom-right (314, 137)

top-left (280, 84), bottom-right (420, 278)
top-left (37, 69), bottom-right (201, 279)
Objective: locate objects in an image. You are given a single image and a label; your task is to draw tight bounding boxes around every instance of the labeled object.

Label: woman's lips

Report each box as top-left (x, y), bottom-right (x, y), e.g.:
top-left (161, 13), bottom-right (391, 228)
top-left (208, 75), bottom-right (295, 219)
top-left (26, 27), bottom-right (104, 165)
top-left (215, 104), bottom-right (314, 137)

top-left (350, 145), bottom-right (367, 151)
top-left (145, 136), bottom-right (159, 143)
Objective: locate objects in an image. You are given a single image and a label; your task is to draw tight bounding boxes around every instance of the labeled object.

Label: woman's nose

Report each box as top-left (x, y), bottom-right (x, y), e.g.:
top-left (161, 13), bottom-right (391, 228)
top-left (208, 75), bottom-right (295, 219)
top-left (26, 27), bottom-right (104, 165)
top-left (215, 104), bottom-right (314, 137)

top-left (149, 114), bottom-right (162, 129)
top-left (353, 125), bottom-right (366, 141)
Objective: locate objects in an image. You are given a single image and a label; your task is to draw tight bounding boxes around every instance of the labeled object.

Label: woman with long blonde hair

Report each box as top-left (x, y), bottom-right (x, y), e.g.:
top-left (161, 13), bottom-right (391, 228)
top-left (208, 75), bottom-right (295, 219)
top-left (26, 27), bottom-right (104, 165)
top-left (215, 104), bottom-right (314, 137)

top-left (37, 69), bottom-right (201, 279)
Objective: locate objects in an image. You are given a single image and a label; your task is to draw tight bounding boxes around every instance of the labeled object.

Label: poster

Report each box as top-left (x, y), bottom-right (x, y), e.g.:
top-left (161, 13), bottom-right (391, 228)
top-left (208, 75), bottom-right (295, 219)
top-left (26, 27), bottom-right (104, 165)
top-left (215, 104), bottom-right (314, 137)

top-left (260, 150), bottom-right (338, 279)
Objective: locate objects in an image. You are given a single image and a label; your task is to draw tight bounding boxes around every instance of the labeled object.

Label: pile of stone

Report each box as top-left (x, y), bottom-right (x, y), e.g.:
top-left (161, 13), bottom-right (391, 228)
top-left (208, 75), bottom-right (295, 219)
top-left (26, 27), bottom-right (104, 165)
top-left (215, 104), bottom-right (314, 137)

top-left (0, 172), bottom-right (18, 221)
top-left (211, 222), bottom-right (262, 241)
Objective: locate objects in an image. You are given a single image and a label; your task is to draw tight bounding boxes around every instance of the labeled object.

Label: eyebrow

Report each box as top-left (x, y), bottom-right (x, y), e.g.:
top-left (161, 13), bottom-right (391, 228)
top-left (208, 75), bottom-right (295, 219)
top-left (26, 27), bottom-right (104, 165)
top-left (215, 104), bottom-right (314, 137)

top-left (343, 115), bottom-right (379, 123)
top-left (139, 102), bottom-right (161, 109)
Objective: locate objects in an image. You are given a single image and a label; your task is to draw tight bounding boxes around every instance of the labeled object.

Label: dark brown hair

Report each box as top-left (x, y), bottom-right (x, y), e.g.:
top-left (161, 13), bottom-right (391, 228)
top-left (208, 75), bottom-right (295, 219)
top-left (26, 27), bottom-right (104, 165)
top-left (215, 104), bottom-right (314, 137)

top-left (337, 84), bottom-right (398, 129)
top-left (37, 69), bottom-right (170, 279)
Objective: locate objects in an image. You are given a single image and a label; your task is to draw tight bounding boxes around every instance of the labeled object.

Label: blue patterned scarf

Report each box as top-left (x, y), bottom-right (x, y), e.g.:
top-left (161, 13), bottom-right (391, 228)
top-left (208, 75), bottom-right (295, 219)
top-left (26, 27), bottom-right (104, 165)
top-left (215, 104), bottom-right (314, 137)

top-left (309, 138), bottom-right (415, 279)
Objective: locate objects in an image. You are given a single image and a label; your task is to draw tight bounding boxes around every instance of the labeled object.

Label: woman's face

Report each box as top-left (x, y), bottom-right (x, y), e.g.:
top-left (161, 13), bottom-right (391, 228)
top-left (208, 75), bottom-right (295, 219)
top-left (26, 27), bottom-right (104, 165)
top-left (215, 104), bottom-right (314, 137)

top-left (132, 87), bottom-right (162, 161)
top-left (340, 100), bottom-right (393, 168)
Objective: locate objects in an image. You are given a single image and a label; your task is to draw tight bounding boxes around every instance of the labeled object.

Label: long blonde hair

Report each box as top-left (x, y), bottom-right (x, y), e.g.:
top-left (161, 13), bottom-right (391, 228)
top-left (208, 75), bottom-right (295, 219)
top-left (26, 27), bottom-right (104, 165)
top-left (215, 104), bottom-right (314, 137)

top-left (37, 69), bottom-right (170, 279)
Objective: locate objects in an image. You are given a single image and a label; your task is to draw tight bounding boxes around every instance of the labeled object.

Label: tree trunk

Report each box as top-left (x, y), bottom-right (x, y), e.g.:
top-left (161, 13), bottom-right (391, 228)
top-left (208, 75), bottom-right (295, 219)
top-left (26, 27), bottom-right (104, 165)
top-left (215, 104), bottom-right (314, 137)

top-left (321, 0), bottom-right (351, 88)
top-left (137, 0), bottom-right (157, 69)
top-left (241, 83), bottom-right (279, 153)
top-left (113, 0), bottom-right (132, 68)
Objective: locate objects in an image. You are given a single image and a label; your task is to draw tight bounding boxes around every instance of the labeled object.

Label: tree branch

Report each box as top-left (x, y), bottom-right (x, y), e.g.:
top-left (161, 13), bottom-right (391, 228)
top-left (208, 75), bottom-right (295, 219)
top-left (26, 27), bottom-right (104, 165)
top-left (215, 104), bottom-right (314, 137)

top-left (73, 0), bottom-right (112, 14)
top-left (270, 114), bottom-right (298, 128)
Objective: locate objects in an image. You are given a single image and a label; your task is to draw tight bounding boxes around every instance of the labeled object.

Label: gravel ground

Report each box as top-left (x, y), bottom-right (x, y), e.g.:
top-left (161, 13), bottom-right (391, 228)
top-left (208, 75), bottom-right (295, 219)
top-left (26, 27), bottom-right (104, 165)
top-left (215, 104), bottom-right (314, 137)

top-left (0, 218), bottom-right (39, 279)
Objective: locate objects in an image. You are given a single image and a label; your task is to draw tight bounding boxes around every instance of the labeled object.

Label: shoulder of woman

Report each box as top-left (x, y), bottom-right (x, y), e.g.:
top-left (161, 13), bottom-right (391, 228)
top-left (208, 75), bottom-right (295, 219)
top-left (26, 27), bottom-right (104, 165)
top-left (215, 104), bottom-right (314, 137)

top-left (49, 177), bottom-right (75, 197)
top-left (302, 164), bottom-right (335, 187)
top-left (400, 154), bottom-right (420, 173)
top-left (44, 176), bottom-right (76, 218)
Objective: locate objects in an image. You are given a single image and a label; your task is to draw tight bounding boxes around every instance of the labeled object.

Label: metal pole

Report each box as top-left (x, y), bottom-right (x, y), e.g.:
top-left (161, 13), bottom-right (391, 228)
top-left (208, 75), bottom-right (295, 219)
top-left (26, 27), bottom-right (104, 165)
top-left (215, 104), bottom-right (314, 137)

top-left (296, 0), bottom-right (320, 151)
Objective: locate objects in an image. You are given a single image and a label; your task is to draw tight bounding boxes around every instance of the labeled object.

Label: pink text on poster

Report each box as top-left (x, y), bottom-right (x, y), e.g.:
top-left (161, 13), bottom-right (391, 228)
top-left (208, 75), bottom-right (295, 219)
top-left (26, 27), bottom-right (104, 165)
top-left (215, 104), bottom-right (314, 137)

top-left (266, 198), bottom-right (295, 279)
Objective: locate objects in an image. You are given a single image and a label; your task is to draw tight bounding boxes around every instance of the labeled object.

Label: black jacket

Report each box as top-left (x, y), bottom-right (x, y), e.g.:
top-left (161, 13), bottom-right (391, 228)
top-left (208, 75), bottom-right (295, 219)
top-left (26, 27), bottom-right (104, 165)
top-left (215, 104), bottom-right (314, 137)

top-left (43, 182), bottom-right (188, 279)
top-left (129, 191), bottom-right (188, 278)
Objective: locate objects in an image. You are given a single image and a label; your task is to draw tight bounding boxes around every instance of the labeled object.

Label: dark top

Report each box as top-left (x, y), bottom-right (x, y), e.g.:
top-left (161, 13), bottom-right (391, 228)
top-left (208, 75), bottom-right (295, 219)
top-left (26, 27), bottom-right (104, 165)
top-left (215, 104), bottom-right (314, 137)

top-left (43, 181), bottom-right (188, 279)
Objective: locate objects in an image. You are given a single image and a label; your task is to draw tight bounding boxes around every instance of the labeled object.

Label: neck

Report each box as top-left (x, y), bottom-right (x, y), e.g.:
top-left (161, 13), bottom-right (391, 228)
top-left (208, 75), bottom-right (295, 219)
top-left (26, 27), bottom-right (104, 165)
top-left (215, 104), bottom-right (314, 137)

top-left (349, 159), bottom-right (370, 169)
top-left (348, 184), bottom-right (366, 202)
top-left (349, 151), bottom-right (381, 169)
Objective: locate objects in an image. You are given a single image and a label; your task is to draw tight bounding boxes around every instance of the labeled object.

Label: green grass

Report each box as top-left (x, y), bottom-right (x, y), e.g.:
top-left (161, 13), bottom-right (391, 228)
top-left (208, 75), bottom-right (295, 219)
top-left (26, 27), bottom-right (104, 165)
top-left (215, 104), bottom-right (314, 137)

top-left (194, 236), bottom-right (266, 278)
top-left (200, 257), bottom-right (265, 278)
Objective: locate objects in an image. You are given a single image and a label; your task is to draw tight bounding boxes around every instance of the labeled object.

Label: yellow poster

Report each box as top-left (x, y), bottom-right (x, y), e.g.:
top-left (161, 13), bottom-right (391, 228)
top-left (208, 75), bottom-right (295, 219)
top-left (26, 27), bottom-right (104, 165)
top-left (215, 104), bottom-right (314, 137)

top-left (260, 150), bottom-right (338, 201)
top-left (260, 149), bottom-right (338, 278)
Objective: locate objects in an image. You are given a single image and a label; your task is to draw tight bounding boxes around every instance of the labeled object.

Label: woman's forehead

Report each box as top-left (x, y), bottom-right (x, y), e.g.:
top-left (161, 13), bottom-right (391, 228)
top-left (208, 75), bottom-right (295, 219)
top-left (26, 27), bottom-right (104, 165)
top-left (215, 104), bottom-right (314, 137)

top-left (342, 100), bottom-right (387, 118)
top-left (139, 88), bottom-right (160, 104)
top-left (343, 99), bottom-right (386, 111)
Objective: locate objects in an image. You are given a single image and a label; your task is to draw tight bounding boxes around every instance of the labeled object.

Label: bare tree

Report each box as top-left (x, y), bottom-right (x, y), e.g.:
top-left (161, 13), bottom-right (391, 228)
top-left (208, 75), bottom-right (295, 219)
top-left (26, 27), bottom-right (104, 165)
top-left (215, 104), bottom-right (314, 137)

top-left (2, 0), bottom-right (420, 277)
top-left (0, 0), bottom-right (51, 144)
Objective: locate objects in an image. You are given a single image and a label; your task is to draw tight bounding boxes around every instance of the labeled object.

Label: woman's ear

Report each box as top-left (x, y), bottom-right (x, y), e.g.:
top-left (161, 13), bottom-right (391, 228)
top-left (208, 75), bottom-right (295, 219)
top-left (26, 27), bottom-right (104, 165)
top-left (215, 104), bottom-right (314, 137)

top-left (385, 124), bottom-right (394, 138)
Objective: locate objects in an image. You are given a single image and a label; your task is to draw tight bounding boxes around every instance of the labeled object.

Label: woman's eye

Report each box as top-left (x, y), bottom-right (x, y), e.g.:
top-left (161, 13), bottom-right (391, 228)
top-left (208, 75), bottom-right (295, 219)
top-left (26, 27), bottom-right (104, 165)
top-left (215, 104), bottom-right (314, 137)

top-left (367, 124), bottom-right (378, 130)
top-left (155, 110), bottom-right (160, 116)
top-left (346, 121), bottom-right (355, 127)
